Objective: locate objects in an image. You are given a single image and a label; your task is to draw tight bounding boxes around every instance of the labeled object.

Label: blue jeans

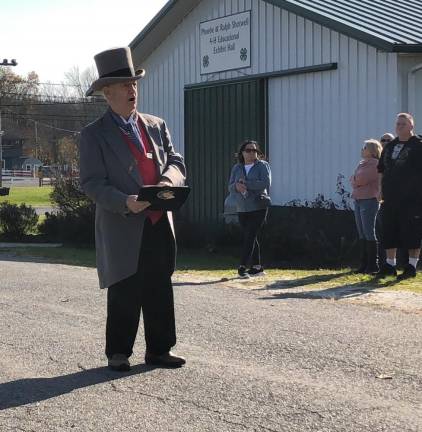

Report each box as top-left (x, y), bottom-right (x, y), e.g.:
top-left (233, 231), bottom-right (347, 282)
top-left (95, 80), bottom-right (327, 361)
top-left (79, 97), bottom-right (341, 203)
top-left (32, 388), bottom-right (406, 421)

top-left (353, 198), bottom-right (379, 241)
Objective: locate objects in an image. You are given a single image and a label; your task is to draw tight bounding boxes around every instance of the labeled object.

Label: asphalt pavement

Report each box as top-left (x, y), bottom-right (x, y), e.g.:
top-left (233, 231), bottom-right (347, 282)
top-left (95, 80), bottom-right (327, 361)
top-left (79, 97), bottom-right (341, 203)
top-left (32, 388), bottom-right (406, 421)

top-left (0, 258), bottom-right (421, 431)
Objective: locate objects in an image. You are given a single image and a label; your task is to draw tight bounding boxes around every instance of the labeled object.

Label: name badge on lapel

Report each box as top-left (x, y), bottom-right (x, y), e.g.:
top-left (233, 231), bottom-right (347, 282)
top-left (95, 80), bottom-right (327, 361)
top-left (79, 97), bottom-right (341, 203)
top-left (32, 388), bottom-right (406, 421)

top-left (146, 152), bottom-right (153, 159)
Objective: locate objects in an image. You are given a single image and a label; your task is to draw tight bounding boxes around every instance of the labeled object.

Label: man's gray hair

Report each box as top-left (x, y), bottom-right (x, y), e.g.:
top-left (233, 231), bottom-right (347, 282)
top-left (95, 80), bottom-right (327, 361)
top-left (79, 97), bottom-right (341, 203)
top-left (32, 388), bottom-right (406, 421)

top-left (397, 112), bottom-right (415, 126)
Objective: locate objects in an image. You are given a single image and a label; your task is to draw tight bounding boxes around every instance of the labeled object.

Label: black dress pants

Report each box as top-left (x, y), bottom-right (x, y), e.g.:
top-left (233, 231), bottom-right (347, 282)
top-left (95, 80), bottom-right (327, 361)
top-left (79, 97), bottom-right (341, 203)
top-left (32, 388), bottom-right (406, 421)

top-left (105, 216), bottom-right (176, 358)
top-left (238, 209), bottom-right (268, 267)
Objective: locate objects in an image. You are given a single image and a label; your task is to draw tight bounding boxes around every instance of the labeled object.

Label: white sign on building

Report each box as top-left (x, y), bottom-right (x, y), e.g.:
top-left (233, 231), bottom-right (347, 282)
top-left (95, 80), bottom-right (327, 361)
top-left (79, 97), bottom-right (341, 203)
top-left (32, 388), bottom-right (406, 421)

top-left (199, 11), bottom-right (251, 75)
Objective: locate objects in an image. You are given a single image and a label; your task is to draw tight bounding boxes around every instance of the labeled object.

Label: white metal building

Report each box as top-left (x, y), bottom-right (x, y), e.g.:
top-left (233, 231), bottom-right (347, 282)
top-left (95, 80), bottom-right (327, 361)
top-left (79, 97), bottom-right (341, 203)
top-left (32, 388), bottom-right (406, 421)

top-left (130, 0), bottom-right (422, 219)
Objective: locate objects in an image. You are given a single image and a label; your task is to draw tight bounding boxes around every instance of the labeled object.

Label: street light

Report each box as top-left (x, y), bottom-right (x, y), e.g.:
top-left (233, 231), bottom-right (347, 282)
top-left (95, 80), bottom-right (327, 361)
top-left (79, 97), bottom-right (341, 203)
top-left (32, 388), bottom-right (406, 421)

top-left (0, 59), bottom-right (18, 66)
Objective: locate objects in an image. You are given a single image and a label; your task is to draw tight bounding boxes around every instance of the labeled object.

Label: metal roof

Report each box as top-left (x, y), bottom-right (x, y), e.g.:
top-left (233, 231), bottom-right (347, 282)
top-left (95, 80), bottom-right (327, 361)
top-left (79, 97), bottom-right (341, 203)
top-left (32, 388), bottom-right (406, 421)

top-left (130, 0), bottom-right (422, 57)
top-left (270, 0), bottom-right (422, 51)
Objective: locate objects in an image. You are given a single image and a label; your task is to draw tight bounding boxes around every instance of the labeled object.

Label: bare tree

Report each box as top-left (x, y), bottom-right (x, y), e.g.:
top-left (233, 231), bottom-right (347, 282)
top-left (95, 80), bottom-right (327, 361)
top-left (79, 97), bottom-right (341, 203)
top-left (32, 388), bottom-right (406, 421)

top-left (0, 68), bottom-right (39, 98)
top-left (57, 135), bottom-right (79, 169)
top-left (64, 65), bottom-right (97, 98)
top-left (1, 66), bottom-right (106, 170)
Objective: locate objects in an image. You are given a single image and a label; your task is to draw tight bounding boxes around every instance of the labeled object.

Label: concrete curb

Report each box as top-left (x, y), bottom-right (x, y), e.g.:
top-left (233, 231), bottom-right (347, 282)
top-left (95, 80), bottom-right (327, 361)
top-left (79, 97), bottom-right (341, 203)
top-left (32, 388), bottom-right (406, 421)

top-left (0, 242), bottom-right (62, 248)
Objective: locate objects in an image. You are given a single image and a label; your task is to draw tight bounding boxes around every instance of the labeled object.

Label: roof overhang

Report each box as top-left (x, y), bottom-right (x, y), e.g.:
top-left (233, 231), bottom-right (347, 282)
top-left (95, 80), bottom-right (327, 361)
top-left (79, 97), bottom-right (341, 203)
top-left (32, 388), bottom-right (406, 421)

top-left (393, 44), bottom-right (422, 53)
top-left (266, 0), bottom-right (422, 53)
top-left (130, 0), bottom-right (422, 63)
top-left (130, 0), bottom-right (201, 65)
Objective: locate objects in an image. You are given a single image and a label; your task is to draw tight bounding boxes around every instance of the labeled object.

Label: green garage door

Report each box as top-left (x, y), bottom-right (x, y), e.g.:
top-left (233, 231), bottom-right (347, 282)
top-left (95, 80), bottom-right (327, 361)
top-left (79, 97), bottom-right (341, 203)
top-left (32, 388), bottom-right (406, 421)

top-left (184, 79), bottom-right (266, 226)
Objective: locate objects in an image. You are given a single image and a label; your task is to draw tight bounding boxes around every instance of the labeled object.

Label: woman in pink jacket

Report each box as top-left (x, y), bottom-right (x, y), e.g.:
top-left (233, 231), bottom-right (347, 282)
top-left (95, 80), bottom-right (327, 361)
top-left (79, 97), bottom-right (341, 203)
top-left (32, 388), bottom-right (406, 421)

top-left (350, 139), bottom-right (383, 273)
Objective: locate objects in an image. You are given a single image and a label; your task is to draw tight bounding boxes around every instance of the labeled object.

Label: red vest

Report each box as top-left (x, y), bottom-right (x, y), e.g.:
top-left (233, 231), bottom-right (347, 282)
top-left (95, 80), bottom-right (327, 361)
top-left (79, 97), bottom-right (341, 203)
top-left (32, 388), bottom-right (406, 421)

top-left (120, 118), bottom-right (163, 224)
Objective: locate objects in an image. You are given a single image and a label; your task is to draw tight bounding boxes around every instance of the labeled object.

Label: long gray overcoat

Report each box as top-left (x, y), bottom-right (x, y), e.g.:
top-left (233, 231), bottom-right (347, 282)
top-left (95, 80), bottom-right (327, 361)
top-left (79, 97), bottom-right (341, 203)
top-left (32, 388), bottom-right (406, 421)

top-left (79, 109), bottom-right (186, 289)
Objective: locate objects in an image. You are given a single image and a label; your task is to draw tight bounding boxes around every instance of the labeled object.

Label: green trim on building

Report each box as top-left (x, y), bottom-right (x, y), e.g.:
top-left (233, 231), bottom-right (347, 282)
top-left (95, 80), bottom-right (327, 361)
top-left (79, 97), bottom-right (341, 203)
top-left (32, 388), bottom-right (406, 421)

top-left (185, 63), bottom-right (338, 90)
top-left (184, 79), bottom-right (267, 226)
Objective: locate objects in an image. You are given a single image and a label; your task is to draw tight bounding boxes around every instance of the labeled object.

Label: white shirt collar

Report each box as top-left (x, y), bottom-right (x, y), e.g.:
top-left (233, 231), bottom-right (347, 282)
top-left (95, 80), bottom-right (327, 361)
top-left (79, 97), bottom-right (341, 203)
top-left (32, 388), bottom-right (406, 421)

top-left (119, 111), bottom-right (137, 126)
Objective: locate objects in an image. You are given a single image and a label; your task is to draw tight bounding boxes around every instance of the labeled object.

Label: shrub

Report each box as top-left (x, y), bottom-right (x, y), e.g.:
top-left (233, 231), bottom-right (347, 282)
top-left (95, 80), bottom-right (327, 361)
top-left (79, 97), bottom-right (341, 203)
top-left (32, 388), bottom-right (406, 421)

top-left (38, 208), bottom-right (95, 245)
top-left (176, 206), bottom-right (357, 267)
top-left (261, 206), bottom-right (356, 267)
top-left (285, 174), bottom-right (353, 210)
top-left (0, 202), bottom-right (38, 240)
top-left (38, 177), bottom-right (95, 245)
top-left (50, 176), bottom-right (93, 214)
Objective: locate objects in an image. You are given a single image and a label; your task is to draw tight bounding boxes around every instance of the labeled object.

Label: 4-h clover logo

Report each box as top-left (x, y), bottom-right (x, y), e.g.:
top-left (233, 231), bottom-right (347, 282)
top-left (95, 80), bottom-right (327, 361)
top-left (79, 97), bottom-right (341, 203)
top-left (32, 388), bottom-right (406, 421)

top-left (240, 48), bottom-right (248, 61)
top-left (203, 55), bottom-right (209, 68)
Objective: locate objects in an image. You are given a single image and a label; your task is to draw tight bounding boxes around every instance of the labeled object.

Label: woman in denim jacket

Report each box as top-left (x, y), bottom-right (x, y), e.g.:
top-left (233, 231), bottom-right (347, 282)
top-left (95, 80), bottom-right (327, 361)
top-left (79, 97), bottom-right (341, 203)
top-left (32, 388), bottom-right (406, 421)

top-left (228, 140), bottom-right (271, 278)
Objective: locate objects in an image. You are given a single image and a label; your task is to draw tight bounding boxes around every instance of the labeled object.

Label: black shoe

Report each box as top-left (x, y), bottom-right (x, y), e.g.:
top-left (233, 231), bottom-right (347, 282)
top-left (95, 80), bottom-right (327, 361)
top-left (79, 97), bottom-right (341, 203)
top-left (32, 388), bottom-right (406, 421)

top-left (238, 266), bottom-right (250, 278)
top-left (397, 263), bottom-right (417, 281)
top-left (354, 264), bottom-right (367, 274)
top-left (375, 263), bottom-right (397, 278)
top-left (354, 239), bottom-right (367, 273)
top-left (145, 351), bottom-right (186, 368)
top-left (108, 354), bottom-right (131, 372)
top-left (364, 240), bottom-right (379, 274)
top-left (247, 266), bottom-right (265, 276)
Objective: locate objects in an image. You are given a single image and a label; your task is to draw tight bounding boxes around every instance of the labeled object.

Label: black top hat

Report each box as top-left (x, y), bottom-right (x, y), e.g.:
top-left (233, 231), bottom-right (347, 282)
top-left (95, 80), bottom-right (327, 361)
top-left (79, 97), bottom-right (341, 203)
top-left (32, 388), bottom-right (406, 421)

top-left (85, 47), bottom-right (145, 97)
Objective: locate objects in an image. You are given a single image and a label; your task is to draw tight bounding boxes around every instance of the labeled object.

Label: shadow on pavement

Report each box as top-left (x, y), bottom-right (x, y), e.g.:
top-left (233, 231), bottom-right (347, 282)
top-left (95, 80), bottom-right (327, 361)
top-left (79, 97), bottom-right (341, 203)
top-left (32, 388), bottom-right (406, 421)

top-left (263, 271), bottom-right (354, 290)
top-left (259, 277), bottom-right (400, 301)
top-left (0, 253), bottom-right (95, 268)
top-left (173, 276), bottom-right (238, 286)
top-left (0, 363), bottom-right (154, 410)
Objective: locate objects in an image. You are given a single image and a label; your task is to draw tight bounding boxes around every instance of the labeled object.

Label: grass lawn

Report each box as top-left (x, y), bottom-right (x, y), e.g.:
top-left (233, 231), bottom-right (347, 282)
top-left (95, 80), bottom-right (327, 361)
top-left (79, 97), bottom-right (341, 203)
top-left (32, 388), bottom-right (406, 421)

top-left (0, 246), bottom-right (420, 294)
top-left (0, 186), bottom-right (53, 207)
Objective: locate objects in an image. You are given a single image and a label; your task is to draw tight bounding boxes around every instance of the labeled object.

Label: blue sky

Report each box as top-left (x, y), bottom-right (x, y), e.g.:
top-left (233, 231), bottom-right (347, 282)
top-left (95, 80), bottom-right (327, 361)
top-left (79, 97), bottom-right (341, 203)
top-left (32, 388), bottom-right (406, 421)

top-left (0, 0), bottom-right (168, 83)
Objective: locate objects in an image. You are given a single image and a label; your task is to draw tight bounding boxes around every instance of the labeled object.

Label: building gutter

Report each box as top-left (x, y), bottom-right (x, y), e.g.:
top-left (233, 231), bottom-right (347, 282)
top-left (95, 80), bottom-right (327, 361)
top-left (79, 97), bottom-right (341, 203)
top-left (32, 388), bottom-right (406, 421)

top-left (184, 63), bottom-right (338, 90)
top-left (393, 44), bottom-right (422, 53)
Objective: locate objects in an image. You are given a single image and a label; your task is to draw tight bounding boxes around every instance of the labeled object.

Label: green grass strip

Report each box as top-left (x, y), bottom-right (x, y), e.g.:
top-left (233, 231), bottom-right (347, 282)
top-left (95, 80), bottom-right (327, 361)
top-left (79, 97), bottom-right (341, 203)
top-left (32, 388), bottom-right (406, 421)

top-left (0, 186), bottom-right (53, 207)
top-left (0, 246), bottom-right (420, 294)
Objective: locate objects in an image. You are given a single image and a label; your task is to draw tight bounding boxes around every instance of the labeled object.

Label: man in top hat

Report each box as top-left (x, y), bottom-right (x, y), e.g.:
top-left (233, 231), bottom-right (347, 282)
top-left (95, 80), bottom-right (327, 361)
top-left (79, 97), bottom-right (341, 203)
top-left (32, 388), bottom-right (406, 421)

top-left (80, 47), bottom-right (186, 371)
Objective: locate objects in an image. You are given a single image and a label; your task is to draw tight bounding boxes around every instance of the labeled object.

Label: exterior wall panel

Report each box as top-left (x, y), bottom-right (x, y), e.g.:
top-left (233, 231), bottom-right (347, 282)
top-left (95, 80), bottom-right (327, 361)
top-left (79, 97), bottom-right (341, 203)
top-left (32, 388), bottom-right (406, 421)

top-left (269, 40), bottom-right (398, 205)
top-left (136, 0), bottom-right (400, 204)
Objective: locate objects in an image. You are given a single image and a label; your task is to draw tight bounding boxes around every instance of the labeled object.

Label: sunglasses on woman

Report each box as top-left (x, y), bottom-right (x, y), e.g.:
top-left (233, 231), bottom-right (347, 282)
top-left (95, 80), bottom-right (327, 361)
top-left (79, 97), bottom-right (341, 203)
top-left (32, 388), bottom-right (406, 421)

top-left (244, 148), bottom-right (258, 153)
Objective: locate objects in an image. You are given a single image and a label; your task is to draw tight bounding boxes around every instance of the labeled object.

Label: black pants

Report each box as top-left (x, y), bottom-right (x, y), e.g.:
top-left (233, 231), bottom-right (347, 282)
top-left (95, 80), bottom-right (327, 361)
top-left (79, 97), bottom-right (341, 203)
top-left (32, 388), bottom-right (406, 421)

top-left (105, 217), bottom-right (176, 358)
top-left (380, 203), bottom-right (422, 250)
top-left (375, 205), bottom-right (386, 265)
top-left (238, 209), bottom-right (268, 267)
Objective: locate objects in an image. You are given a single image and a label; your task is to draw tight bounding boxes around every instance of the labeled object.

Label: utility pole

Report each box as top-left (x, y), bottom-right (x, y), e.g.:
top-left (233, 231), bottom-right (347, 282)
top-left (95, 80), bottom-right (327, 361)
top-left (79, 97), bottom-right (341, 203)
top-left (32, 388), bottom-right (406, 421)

top-left (0, 57), bottom-right (18, 187)
top-left (34, 121), bottom-right (38, 159)
top-left (0, 111), bottom-right (3, 188)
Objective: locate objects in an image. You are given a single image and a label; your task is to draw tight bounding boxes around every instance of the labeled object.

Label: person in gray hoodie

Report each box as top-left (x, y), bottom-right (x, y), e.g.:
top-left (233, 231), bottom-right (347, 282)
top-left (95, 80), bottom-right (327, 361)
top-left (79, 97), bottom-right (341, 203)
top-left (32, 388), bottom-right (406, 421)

top-left (228, 140), bottom-right (271, 278)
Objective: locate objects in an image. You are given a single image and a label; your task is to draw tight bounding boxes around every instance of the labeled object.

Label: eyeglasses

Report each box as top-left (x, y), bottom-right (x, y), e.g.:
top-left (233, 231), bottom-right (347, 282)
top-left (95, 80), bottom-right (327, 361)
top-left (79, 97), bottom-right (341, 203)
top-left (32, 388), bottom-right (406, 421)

top-left (381, 138), bottom-right (391, 143)
top-left (244, 148), bottom-right (258, 153)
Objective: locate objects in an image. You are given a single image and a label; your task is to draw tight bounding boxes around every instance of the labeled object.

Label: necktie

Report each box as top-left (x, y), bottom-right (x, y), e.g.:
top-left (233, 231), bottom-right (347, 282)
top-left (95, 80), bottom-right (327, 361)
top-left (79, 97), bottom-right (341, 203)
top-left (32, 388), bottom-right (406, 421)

top-left (119, 122), bottom-right (145, 154)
